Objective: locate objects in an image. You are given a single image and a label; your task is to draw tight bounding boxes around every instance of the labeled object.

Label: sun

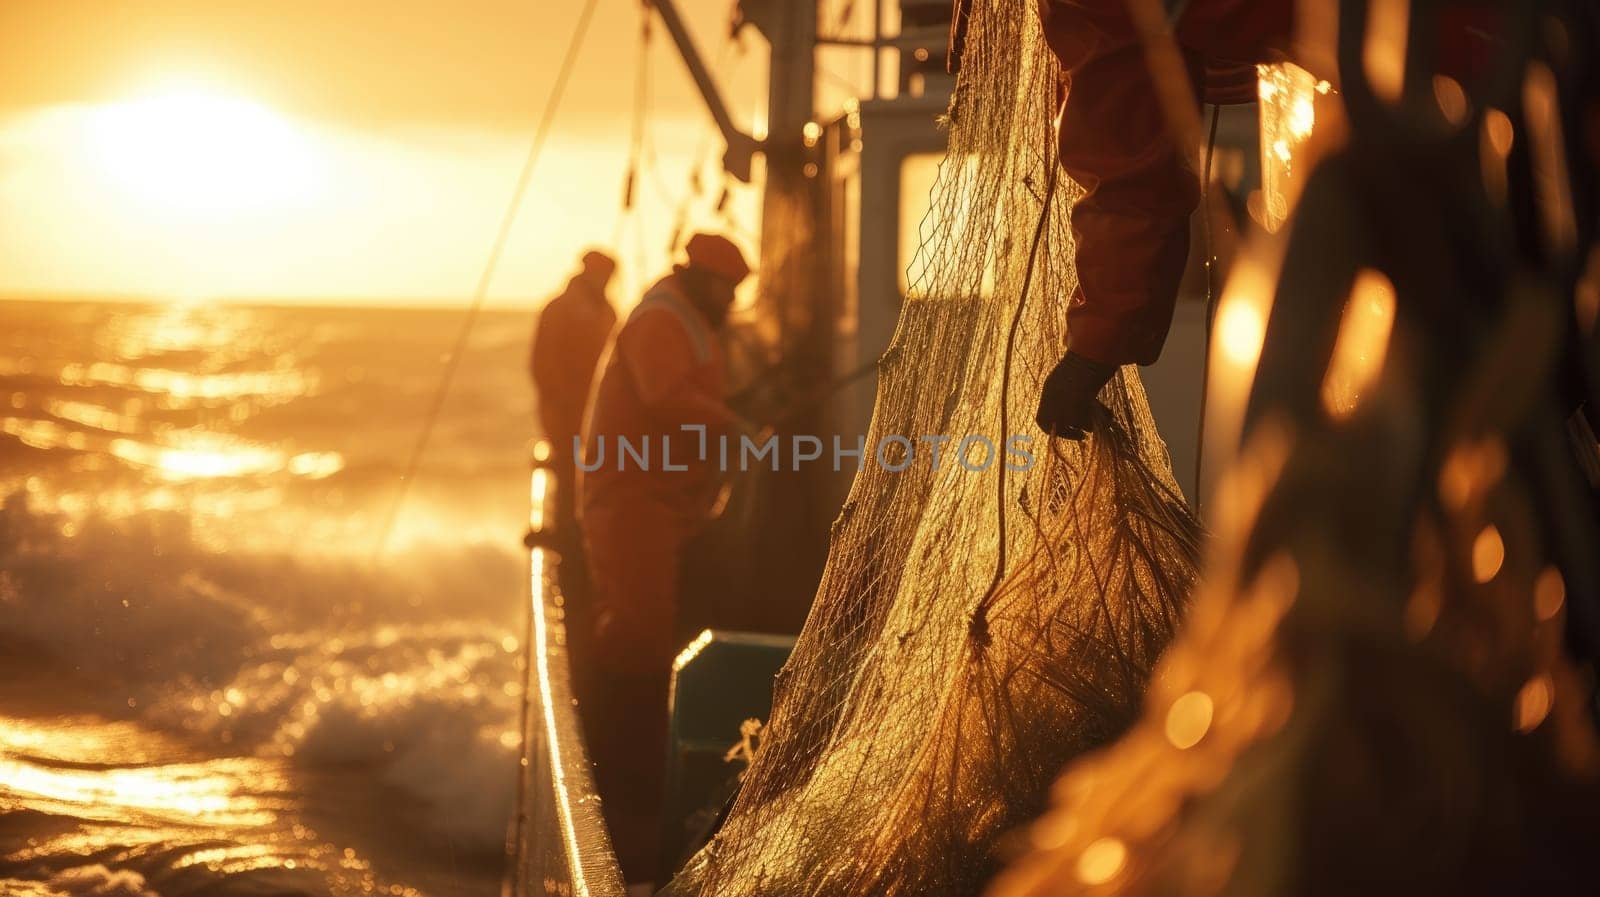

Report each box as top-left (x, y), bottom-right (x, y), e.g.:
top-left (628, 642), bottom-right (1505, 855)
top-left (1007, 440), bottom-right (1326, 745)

top-left (88, 83), bottom-right (326, 215)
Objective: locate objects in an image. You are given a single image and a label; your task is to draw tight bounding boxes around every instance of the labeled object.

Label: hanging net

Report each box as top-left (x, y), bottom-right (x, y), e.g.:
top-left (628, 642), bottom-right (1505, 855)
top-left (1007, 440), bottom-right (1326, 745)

top-left (663, 2), bottom-right (1202, 894)
top-left (983, 0), bottom-right (1600, 889)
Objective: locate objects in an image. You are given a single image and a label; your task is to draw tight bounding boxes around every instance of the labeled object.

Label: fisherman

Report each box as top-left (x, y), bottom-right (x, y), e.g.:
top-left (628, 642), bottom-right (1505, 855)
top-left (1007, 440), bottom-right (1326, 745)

top-left (1002, 0), bottom-right (1501, 438)
top-left (530, 249), bottom-right (618, 543)
top-left (576, 232), bottom-right (752, 885)
top-left (1025, 0), bottom-right (1290, 438)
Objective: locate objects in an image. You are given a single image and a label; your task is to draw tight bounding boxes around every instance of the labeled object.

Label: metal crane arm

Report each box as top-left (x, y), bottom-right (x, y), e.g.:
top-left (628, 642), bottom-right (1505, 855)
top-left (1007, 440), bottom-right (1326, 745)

top-left (648, 0), bottom-right (759, 182)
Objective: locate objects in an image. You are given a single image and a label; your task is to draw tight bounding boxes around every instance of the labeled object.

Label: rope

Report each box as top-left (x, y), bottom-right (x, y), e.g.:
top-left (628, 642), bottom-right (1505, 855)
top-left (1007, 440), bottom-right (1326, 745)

top-left (1192, 102), bottom-right (1221, 512)
top-left (613, 7), bottom-right (651, 248)
top-left (974, 111), bottom-right (1061, 638)
top-left (664, 19), bottom-right (753, 248)
top-left (613, 3), bottom-right (654, 303)
top-left (371, 0), bottom-right (601, 563)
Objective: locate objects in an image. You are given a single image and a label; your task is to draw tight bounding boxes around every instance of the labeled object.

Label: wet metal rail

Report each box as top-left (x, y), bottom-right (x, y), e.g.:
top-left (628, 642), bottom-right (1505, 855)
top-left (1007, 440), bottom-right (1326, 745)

top-left (507, 455), bottom-right (625, 897)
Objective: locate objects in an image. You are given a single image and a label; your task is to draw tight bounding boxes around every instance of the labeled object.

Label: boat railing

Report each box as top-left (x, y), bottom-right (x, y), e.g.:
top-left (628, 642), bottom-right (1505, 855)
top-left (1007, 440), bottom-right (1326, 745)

top-left (507, 446), bottom-right (626, 897)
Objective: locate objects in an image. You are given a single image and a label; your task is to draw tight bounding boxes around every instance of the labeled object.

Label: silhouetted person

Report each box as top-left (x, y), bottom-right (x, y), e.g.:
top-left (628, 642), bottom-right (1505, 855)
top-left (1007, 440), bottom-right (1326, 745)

top-left (1009, 0), bottom-right (1500, 438)
top-left (577, 232), bottom-right (751, 885)
top-left (531, 250), bottom-right (617, 545)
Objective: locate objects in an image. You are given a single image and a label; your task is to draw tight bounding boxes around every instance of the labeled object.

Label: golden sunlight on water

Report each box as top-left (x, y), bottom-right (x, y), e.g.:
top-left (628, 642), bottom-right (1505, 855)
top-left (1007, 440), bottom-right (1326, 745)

top-left (109, 437), bottom-right (344, 482)
top-left (0, 717), bottom-right (283, 827)
top-left (0, 713), bottom-right (336, 884)
top-left (1, 415), bottom-right (343, 483)
top-left (98, 302), bottom-right (256, 360)
top-left (0, 302), bottom-right (348, 543)
top-left (1, 298), bottom-right (529, 895)
top-left (58, 362), bottom-right (314, 406)
top-left (0, 710), bottom-right (444, 896)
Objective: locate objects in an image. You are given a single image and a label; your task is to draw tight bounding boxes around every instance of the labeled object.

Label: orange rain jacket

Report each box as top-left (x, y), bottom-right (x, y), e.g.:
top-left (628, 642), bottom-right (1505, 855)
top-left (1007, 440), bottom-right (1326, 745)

top-left (1032, 0), bottom-right (1503, 367)
top-left (1037, 0), bottom-right (1292, 367)
top-left (531, 274), bottom-right (617, 459)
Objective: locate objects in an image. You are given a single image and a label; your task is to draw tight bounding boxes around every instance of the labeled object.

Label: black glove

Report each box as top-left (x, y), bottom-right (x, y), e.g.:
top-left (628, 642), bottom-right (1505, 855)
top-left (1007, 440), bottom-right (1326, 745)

top-left (1035, 351), bottom-right (1115, 439)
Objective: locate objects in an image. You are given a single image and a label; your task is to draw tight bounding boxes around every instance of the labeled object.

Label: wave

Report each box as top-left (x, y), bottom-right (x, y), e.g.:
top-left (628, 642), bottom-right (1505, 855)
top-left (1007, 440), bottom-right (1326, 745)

top-left (1, 864), bottom-right (161, 897)
top-left (0, 491), bottom-right (526, 849)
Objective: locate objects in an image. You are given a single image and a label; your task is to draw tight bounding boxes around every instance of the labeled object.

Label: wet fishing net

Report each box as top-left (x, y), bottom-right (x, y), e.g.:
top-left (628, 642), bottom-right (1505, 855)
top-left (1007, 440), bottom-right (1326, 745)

top-left (663, 2), bottom-right (1202, 895)
top-left (983, 0), bottom-right (1600, 891)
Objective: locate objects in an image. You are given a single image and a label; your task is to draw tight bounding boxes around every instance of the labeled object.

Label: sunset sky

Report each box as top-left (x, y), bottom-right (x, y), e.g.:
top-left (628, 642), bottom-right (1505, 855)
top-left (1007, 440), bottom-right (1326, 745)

top-left (0, 0), bottom-right (770, 306)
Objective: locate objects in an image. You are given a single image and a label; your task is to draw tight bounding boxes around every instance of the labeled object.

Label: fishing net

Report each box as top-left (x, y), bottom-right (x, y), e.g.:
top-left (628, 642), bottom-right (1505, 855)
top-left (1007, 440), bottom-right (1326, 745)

top-left (984, 0), bottom-right (1600, 888)
top-left (989, 414), bottom-right (1600, 897)
top-left (662, 2), bottom-right (1202, 894)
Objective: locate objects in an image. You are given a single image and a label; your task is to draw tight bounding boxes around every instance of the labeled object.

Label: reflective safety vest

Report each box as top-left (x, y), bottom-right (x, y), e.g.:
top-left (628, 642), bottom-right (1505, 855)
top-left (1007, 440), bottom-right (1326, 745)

top-left (579, 273), bottom-right (734, 523)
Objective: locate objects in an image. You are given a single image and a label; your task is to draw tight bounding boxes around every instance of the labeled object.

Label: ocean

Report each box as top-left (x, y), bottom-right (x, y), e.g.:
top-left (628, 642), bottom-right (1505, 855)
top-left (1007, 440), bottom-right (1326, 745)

top-left (0, 298), bottom-right (541, 897)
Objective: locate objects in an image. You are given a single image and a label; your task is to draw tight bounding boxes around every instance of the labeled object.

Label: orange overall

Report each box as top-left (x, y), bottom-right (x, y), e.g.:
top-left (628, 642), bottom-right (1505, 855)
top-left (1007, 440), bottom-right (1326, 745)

top-left (1038, 0), bottom-right (1292, 367)
top-left (1033, 0), bottom-right (1504, 367)
top-left (577, 272), bottom-right (734, 882)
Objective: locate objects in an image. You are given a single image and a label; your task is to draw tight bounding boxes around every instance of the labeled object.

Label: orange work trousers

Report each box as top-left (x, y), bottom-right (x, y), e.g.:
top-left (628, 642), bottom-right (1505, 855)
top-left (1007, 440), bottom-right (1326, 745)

top-left (576, 500), bottom-right (690, 883)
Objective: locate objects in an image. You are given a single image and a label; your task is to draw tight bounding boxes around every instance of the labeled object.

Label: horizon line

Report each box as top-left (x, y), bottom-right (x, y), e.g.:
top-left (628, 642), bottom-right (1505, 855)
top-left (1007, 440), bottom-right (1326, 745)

top-left (0, 290), bottom-right (547, 312)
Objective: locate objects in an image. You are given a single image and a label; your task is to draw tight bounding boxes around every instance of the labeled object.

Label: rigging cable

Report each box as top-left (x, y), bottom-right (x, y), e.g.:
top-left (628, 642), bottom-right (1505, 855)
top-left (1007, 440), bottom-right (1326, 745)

top-left (973, 106), bottom-right (1062, 640)
top-left (614, 2), bottom-right (655, 304)
top-left (371, 0), bottom-right (601, 563)
top-left (1192, 102), bottom-right (1222, 512)
top-left (650, 16), bottom-right (748, 252)
top-left (613, 8), bottom-right (651, 248)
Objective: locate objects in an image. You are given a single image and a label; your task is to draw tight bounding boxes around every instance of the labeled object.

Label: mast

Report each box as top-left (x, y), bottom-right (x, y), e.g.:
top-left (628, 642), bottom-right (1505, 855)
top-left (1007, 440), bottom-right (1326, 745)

top-left (736, 0), bottom-right (822, 357)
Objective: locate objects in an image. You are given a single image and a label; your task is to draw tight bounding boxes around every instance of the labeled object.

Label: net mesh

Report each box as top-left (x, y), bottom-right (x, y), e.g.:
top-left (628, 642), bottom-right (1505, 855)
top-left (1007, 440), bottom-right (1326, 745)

top-left (663, 3), bottom-right (1202, 894)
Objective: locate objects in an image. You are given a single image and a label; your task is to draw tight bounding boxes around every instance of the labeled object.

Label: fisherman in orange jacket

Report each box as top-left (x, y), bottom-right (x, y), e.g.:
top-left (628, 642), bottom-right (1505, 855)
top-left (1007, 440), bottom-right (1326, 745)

top-left (531, 249), bottom-right (618, 538)
top-left (1016, 0), bottom-right (1503, 437)
top-left (576, 232), bottom-right (752, 884)
top-left (1027, 0), bottom-right (1294, 438)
